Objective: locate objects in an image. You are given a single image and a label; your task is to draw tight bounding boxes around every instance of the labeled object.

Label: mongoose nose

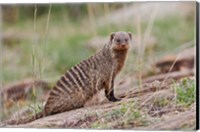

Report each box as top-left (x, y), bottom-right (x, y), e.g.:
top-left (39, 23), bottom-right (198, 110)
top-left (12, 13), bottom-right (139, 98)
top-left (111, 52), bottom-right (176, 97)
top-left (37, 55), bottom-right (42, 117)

top-left (121, 43), bottom-right (126, 46)
top-left (121, 44), bottom-right (126, 48)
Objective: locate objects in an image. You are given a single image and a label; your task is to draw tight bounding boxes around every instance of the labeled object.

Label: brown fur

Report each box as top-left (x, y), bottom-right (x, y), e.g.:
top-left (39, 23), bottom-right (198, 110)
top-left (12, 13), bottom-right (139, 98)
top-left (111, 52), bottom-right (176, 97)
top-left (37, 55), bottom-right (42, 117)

top-left (5, 31), bottom-right (132, 125)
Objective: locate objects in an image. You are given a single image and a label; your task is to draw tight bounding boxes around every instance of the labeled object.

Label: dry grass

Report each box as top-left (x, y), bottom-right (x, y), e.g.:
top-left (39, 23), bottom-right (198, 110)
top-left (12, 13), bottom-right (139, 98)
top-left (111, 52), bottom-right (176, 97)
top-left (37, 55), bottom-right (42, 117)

top-left (0, 3), bottom-right (196, 129)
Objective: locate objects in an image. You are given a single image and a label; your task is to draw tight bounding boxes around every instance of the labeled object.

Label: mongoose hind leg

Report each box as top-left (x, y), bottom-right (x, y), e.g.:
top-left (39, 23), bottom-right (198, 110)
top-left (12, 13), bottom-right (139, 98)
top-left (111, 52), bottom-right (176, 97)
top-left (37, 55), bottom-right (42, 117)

top-left (44, 91), bottom-right (85, 115)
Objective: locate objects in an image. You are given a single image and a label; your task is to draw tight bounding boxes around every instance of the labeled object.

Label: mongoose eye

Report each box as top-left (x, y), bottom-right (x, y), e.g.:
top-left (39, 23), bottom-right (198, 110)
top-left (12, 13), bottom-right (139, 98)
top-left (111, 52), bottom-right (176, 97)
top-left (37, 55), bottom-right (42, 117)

top-left (116, 39), bottom-right (120, 43)
top-left (125, 39), bottom-right (128, 42)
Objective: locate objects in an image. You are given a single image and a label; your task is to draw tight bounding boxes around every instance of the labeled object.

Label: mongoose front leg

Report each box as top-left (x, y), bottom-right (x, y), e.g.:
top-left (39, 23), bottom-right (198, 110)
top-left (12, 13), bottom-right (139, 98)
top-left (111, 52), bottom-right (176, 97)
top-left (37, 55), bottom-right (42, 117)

top-left (105, 88), bottom-right (121, 102)
top-left (104, 77), bottom-right (121, 102)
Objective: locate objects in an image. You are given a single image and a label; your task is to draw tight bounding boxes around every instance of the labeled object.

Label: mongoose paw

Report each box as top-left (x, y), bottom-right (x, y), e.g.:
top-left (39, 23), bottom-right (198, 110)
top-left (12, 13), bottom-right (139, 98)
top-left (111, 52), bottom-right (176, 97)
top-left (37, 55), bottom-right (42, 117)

top-left (109, 97), bottom-right (121, 102)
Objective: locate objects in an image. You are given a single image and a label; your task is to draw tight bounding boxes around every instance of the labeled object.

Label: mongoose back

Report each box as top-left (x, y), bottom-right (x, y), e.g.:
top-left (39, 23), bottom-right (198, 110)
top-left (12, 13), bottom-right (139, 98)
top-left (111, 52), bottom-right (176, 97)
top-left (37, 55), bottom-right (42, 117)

top-left (6, 31), bottom-right (132, 125)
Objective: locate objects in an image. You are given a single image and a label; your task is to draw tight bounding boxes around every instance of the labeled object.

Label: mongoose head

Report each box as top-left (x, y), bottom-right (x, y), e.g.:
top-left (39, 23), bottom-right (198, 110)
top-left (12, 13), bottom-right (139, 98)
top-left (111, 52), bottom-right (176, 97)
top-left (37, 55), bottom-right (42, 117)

top-left (109, 31), bottom-right (132, 51)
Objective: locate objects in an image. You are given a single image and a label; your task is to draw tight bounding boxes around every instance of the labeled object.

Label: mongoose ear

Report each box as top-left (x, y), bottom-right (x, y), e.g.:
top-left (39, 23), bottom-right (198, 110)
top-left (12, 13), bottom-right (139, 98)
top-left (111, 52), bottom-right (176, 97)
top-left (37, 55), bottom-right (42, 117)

top-left (110, 32), bottom-right (115, 42)
top-left (128, 32), bottom-right (132, 40)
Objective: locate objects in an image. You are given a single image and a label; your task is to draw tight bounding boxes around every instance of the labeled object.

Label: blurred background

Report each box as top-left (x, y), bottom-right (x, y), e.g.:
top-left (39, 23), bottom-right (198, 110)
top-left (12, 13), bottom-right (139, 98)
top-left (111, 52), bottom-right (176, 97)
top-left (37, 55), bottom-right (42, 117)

top-left (0, 2), bottom-right (195, 84)
top-left (0, 2), bottom-right (196, 124)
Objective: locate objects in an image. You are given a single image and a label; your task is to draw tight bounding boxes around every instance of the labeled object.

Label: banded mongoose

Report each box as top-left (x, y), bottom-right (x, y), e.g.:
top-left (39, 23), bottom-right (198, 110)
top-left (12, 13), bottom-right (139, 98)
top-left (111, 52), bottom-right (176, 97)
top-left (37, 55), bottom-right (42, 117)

top-left (6, 31), bottom-right (132, 125)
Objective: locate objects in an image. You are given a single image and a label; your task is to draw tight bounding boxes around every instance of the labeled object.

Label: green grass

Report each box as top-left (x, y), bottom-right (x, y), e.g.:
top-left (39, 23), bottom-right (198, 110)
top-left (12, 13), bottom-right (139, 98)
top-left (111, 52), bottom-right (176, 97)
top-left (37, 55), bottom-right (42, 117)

top-left (152, 15), bottom-right (195, 56)
top-left (91, 101), bottom-right (148, 129)
top-left (153, 98), bottom-right (170, 108)
top-left (46, 35), bottom-right (93, 73)
top-left (174, 78), bottom-right (195, 107)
